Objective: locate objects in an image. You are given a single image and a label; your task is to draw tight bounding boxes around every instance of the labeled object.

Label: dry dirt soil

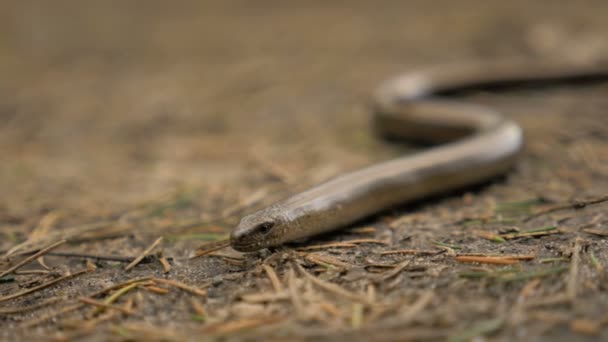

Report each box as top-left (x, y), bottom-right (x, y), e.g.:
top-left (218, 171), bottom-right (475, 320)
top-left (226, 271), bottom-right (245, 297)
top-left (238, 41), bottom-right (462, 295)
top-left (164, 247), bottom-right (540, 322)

top-left (1, 1), bottom-right (608, 341)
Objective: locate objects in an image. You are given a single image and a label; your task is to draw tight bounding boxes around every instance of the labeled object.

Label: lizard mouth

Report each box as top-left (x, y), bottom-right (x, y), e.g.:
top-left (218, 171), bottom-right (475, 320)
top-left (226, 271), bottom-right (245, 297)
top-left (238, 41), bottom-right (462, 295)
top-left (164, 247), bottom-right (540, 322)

top-left (229, 237), bottom-right (266, 252)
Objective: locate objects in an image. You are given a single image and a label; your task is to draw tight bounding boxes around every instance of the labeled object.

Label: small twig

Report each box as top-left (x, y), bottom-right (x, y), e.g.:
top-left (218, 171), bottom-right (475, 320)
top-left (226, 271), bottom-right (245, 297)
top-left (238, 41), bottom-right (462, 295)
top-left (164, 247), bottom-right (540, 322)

top-left (36, 256), bottom-right (51, 270)
top-left (79, 297), bottom-right (134, 315)
top-left (125, 237), bottom-right (163, 271)
top-left (349, 227), bottom-right (377, 234)
top-left (297, 239), bottom-right (389, 251)
top-left (191, 297), bottom-right (207, 317)
top-left (0, 268), bottom-right (91, 303)
top-left (157, 253), bottom-right (172, 273)
top-left (0, 240), bottom-right (66, 279)
top-left (455, 256), bottom-right (520, 265)
top-left (455, 253), bottom-right (535, 261)
top-left (500, 226), bottom-right (561, 240)
top-left (567, 237), bottom-right (583, 301)
top-left (524, 195), bottom-right (608, 222)
top-left (143, 285), bottom-right (170, 295)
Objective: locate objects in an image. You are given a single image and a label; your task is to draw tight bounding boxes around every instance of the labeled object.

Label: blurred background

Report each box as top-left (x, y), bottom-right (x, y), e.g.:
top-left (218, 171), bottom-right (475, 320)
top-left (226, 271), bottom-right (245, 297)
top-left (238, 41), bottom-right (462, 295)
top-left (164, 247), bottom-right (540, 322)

top-left (2, 1), bottom-right (608, 339)
top-left (2, 1), bottom-right (607, 219)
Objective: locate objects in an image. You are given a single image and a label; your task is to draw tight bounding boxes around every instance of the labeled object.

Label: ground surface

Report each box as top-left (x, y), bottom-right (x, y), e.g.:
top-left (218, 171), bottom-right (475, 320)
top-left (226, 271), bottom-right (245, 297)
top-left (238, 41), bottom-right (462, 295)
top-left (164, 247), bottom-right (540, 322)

top-left (1, 1), bottom-right (608, 341)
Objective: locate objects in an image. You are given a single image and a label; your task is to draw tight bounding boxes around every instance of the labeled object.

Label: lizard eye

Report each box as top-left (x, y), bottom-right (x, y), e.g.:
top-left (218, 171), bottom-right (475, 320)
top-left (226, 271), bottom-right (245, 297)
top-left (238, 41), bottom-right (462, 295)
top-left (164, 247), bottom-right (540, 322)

top-left (257, 221), bottom-right (275, 235)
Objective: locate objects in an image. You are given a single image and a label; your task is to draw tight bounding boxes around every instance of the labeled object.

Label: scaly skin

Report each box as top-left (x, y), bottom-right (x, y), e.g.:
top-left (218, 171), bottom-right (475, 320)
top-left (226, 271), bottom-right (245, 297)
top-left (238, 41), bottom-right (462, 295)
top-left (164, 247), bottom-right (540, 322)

top-left (230, 58), bottom-right (608, 252)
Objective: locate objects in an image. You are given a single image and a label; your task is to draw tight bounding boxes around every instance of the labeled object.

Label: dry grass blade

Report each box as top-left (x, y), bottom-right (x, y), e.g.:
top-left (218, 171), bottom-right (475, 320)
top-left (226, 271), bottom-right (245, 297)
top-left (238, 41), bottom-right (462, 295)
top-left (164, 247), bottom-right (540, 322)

top-left (375, 259), bottom-right (412, 281)
top-left (220, 188), bottom-right (269, 219)
top-left (19, 278), bottom-right (150, 328)
top-left (79, 297), bottom-right (134, 315)
top-left (475, 231), bottom-right (507, 243)
top-left (319, 302), bottom-right (342, 318)
top-left (500, 226), bottom-right (562, 239)
top-left (525, 195), bottom-right (608, 222)
top-left (89, 277), bottom-right (152, 298)
top-left (90, 282), bottom-right (142, 317)
top-left (457, 253), bottom-right (535, 260)
top-left (28, 211), bottom-right (62, 241)
top-left (379, 249), bottom-right (440, 256)
top-left (20, 303), bottom-right (86, 328)
top-left (0, 268), bottom-right (91, 303)
top-left (111, 323), bottom-right (185, 340)
top-left (302, 252), bottom-right (352, 269)
top-left (570, 319), bottom-right (601, 336)
top-left (152, 277), bottom-right (207, 297)
top-left (296, 242), bottom-right (357, 250)
top-left (192, 240), bottom-right (231, 258)
top-left (124, 237), bottom-right (163, 271)
top-left (454, 256), bottom-right (520, 265)
top-left (349, 227), bottom-right (377, 234)
top-left (200, 315), bottom-right (285, 334)
top-left (191, 298), bottom-right (207, 316)
top-left (0, 296), bottom-right (64, 315)
top-left (366, 284), bottom-right (376, 303)
top-left (342, 238), bottom-right (389, 245)
top-left (582, 228), bottom-right (608, 236)
top-left (240, 291), bottom-right (289, 303)
top-left (399, 291), bottom-right (434, 322)
top-left (144, 285), bottom-right (170, 295)
top-left (294, 262), bottom-right (369, 304)
top-left (0, 239), bottom-right (66, 278)
top-left (351, 303), bottom-right (364, 329)
top-left (262, 264), bottom-right (284, 292)
top-left (16, 251), bottom-right (145, 263)
top-left (13, 270), bottom-right (51, 275)
top-left (567, 237), bottom-right (583, 301)
top-left (287, 267), bottom-right (307, 319)
top-left (4, 220), bottom-right (126, 257)
top-left (251, 151), bottom-right (294, 184)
